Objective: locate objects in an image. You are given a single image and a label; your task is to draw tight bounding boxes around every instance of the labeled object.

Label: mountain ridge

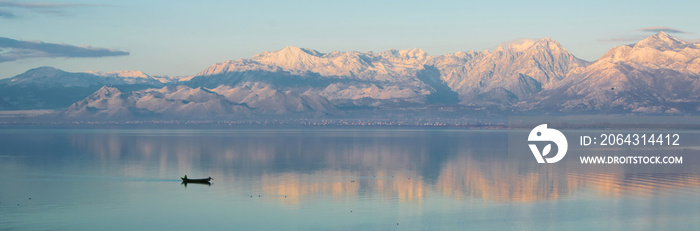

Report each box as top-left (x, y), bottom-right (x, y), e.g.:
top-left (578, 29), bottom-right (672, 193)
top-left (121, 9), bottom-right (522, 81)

top-left (2, 32), bottom-right (699, 119)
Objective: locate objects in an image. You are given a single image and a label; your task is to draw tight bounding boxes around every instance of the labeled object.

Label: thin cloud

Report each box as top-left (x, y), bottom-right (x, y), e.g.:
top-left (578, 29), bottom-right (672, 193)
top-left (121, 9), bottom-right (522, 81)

top-left (638, 27), bottom-right (686, 34)
top-left (602, 27), bottom-right (689, 42)
top-left (0, 37), bottom-right (128, 63)
top-left (0, 1), bottom-right (100, 8)
top-left (0, 0), bottom-right (100, 18)
top-left (0, 8), bottom-right (14, 18)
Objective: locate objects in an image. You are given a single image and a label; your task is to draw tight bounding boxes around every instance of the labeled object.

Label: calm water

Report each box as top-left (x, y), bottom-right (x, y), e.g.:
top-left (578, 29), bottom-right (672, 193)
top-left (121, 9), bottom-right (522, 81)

top-left (1, 128), bottom-right (699, 230)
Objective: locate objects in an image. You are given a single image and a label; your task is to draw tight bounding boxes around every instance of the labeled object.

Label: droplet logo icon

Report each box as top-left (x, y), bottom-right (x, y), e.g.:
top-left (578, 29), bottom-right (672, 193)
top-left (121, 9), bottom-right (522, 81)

top-left (528, 124), bottom-right (568, 163)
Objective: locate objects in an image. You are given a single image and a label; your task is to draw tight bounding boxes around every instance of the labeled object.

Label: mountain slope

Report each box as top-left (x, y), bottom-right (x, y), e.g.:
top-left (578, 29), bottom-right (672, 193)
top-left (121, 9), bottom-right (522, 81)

top-left (65, 86), bottom-right (251, 119)
top-left (429, 38), bottom-right (588, 103)
top-left (542, 32), bottom-right (700, 113)
top-left (64, 84), bottom-right (340, 119)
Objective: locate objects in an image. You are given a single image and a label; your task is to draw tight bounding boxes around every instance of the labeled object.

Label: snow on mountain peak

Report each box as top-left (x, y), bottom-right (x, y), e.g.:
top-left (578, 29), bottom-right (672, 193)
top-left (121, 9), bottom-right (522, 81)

top-left (84, 69), bottom-right (175, 84)
top-left (249, 46), bottom-right (327, 71)
top-left (283, 46), bottom-right (323, 56)
top-left (23, 66), bottom-right (65, 77)
top-left (399, 48), bottom-right (428, 59)
top-left (535, 37), bottom-right (564, 51)
top-left (497, 38), bottom-right (564, 53)
top-left (594, 31), bottom-right (700, 74)
top-left (92, 86), bottom-right (122, 98)
top-left (255, 46), bottom-right (323, 60)
top-left (87, 70), bottom-right (150, 78)
top-left (498, 39), bottom-right (537, 52)
top-left (377, 48), bottom-right (430, 61)
top-left (635, 31), bottom-right (694, 51)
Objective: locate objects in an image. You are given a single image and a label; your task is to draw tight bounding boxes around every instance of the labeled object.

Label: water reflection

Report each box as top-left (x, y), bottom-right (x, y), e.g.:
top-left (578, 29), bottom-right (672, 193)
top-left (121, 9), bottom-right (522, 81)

top-left (3, 129), bottom-right (700, 204)
top-left (181, 182), bottom-right (212, 187)
top-left (580, 172), bottom-right (700, 197)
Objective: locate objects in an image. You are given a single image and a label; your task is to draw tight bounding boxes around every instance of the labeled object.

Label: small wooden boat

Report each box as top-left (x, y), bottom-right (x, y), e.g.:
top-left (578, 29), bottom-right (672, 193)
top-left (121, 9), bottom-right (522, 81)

top-left (181, 177), bottom-right (212, 183)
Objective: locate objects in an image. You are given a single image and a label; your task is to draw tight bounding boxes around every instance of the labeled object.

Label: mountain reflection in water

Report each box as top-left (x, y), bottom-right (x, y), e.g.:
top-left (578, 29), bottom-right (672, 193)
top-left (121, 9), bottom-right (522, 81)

top-left (2, 129), bottom-right (700, 230)
top-left (47, 129), bottom-right (700, 203)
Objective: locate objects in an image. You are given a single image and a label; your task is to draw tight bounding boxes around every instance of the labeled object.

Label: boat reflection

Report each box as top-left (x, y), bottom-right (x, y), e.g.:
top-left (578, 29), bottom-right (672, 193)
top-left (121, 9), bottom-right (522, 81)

top-left (181, 181), bottom-right (212, 187)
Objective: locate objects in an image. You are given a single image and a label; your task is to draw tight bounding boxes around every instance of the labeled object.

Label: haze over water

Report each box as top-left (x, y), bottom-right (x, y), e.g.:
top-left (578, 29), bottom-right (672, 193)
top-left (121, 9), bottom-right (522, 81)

top-left (1, 129), bottom-right (699, 230)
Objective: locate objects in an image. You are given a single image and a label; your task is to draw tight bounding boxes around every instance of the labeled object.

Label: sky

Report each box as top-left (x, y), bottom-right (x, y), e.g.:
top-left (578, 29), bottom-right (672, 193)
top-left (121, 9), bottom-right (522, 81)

top-left (0, 0), bottom-right (699, 78)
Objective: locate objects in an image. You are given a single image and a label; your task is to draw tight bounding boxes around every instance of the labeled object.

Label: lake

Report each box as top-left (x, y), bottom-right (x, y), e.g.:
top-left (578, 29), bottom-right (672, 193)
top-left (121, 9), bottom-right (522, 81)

top-left (1, 128), bottom-right (699, 230)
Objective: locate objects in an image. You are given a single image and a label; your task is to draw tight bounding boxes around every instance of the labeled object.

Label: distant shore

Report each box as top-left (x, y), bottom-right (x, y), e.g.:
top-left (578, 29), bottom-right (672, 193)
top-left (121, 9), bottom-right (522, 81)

top-left (1, 115), bottom-right (699, 130)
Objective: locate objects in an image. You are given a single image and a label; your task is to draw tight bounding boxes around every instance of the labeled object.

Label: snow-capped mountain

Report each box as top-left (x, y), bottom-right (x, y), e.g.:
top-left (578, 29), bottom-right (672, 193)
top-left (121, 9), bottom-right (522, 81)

top-left (1, 67), bottom-right (163, 87)
top-left (86, 70), bottom-right (177, 84)
top-left (65, 86), bottom-right (252, 119)
top-left (195, 38), bottom-right (586, 106)
top-left (63, 84), bottom-right (339, 119)
top-left (209, 83), bottom-right (339, 115)
top-left (198, 46), bottom-right (429, 82)
top-left (5, 32), bottom-right (700, 119)
top-left (588, 32), bottom-right (700, 75)
top-left (430, 38), bottom-right (588, 103)
top-left (546, 31), bottom-right (700, 113)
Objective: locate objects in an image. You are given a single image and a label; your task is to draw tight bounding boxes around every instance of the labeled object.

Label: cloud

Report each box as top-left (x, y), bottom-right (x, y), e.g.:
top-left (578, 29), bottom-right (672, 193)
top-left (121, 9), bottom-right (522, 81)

top-left (0, 1), bottom-right (99, 8)
top-left (0, 37), bottom-right (128, 63)
top-left (638, 27), bottom-right (686, 34)
top-left (602, 27), bottom-right (689, 43)
top-left (0, 0), bottom-right (100, 18)
top-left (0, 8), bottom-right (14, 18)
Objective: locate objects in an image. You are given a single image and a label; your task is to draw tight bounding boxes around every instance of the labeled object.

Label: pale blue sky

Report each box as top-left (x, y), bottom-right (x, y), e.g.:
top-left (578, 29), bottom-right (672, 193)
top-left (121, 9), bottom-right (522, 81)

top-left (0, 0), bottom-right (698, 78)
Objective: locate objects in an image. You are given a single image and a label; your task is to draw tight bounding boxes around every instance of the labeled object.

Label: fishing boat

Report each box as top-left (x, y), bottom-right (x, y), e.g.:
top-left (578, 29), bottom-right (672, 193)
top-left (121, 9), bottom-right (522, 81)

top-left (181, 176), bottom-right (213, 183)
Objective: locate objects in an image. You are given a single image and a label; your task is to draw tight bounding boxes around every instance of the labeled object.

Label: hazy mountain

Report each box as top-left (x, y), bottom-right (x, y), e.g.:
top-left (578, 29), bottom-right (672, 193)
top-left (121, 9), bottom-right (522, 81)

top-left (0, 67), bottom-right (165, 110)
top-left (5, 32), bottom-right (700, 120)
top-left (2, 67), bottom-right (164, 87)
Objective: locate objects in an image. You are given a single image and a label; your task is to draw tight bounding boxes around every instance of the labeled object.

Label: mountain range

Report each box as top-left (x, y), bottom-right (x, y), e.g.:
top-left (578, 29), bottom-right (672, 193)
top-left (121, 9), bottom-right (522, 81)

top-left (1, 32), bottom-right (699, 120)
